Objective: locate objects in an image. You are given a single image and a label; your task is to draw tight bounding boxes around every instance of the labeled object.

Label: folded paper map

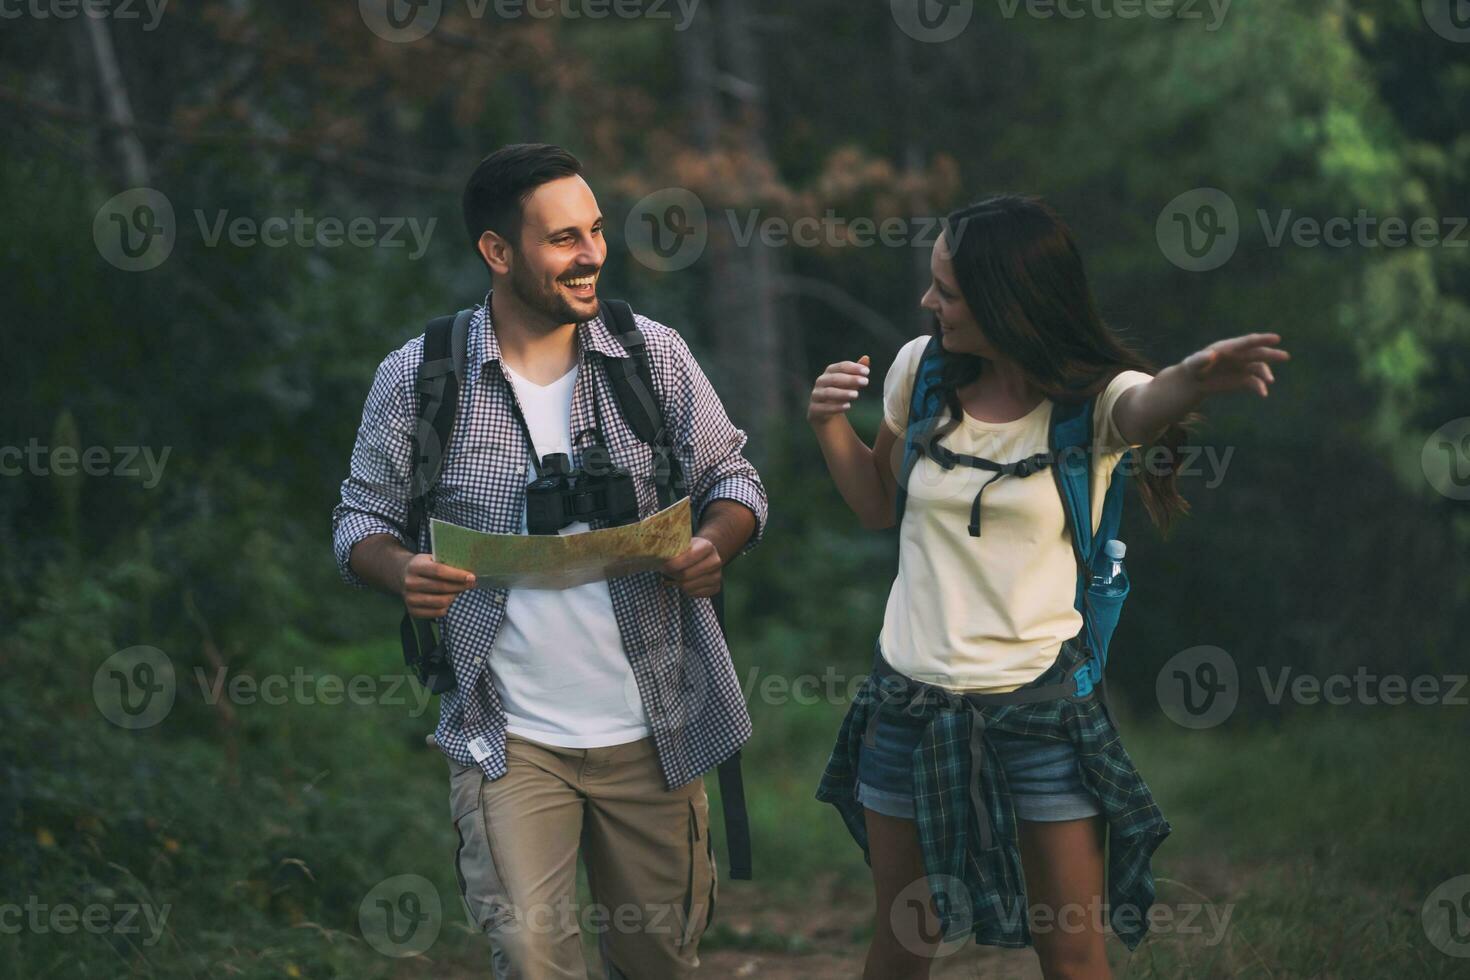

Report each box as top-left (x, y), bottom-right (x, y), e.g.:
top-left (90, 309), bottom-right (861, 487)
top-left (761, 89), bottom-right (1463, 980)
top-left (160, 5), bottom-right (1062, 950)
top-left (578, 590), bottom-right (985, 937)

top-left (430, 496), bottom-right (692, 589)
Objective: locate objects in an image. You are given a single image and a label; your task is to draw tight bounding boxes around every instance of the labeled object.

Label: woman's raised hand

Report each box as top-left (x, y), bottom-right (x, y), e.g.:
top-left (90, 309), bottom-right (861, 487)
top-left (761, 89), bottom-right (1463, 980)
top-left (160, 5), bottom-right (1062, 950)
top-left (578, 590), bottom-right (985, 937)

top-left (807, 355), bottom-right (871, 425)
top-left (1180, 333), bottom-right (1291, 398)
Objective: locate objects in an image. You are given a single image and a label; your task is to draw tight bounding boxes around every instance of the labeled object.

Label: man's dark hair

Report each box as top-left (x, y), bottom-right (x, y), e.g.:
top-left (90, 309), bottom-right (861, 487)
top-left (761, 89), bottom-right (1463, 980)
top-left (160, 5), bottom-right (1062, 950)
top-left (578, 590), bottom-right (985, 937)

top-left (462, 143), bottom-right (583, 265)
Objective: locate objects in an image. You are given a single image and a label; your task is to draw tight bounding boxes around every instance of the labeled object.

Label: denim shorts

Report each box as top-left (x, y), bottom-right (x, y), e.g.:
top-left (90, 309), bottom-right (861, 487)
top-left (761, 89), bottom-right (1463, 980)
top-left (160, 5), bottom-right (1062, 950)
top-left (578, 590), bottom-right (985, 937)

top-left (856, 703), bottom-right (1101, 823)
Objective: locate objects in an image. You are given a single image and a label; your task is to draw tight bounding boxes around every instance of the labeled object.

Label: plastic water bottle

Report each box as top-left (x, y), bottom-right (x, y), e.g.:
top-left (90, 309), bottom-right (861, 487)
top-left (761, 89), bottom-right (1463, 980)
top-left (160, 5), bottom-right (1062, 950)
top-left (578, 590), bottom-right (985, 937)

top-left (1091, 540), bottom-right (1128, 597)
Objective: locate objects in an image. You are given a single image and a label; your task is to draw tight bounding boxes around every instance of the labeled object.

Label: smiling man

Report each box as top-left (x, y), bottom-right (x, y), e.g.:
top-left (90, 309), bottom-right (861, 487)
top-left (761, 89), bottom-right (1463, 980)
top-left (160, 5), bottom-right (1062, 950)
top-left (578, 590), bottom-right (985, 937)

top-left (331, 144), bottom-right (768, 978)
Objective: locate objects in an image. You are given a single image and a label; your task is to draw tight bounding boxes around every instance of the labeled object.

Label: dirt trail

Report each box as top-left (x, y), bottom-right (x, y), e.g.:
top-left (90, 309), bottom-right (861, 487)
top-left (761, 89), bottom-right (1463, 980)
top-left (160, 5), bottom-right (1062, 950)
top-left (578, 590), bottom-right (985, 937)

top-left (699, 875), bottom-right (1046, 979)
top-left (408, 875), bottom-right (1051, 979)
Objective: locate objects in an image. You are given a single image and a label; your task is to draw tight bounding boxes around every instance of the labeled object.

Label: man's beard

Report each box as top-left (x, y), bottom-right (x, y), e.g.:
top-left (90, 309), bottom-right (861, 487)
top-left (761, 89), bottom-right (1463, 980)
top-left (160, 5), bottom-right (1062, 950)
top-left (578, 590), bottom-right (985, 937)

top-left (507, 258), bottom-right (593, 326)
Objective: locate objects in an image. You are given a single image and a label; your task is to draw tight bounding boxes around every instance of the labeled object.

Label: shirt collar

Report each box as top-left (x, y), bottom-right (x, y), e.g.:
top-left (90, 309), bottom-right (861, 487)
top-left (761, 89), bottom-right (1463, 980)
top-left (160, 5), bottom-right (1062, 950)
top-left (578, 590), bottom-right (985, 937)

top-left (474, 288), bottom-right (632, 384)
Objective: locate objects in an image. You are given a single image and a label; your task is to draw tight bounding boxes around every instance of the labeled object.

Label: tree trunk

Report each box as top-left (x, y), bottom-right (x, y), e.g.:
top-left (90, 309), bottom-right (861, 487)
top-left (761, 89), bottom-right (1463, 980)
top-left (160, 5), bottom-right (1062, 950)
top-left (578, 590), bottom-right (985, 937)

top-left (714, 0), bottom-right (782, 458)
top-left (84, 15), bottom-right (150, 188)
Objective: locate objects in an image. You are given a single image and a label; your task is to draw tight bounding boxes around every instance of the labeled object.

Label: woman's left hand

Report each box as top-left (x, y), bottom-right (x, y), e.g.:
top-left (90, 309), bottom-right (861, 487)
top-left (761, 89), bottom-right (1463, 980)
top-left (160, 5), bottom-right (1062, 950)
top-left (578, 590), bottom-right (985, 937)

top-left (1180, 332), bottom-right (1291, 398)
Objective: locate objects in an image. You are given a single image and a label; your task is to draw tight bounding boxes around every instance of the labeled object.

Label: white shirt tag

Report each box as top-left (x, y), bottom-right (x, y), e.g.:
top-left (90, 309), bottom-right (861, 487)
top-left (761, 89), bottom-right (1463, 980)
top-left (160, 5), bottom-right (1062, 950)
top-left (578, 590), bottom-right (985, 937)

top-left (468, 737), bottom-right (491, 763)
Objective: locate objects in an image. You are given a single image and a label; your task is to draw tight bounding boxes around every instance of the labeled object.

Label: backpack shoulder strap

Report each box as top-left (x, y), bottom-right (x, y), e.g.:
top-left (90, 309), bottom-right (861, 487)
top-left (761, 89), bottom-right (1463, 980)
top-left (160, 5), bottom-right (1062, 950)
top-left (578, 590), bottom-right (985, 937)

top-left (451, 305), bottom-right (470, 398)
top-left (598, 299), bottom-right (662, 442)
top-left (894, 334), bottom-right (948, 526)
top-left (597, 299), bottom-right (688, 507)
top-left (407, 308), bottom-right (473, 533)
top-left (400, 306), bottom-right (473, 696)
top-left (1048, 397), bottom-right (1096, 568)
top-left (1048, 395), bottom-right (1130, 579)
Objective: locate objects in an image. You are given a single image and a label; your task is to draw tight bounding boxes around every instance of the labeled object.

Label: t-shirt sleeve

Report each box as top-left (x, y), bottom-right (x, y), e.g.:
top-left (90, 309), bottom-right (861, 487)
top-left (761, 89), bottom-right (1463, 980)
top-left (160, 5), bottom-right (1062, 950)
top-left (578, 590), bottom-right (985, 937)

top-left (883, 336), bottom-right (930, 436)
top-left (1093, 369), bottom-right (1153, 453)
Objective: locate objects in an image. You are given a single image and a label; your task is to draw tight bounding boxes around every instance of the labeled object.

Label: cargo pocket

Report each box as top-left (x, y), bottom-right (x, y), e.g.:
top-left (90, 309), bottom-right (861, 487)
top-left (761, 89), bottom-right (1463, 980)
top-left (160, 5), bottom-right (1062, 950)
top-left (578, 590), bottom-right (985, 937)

top-left (447, 760), bottom-right (516, 934)
top-left (678, 794), bottom-right (716, 948)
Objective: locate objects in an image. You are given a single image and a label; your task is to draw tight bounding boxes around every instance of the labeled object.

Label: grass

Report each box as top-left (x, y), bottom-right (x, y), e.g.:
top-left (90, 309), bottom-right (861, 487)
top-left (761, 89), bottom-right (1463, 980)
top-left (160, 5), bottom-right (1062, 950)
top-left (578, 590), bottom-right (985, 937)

top-left (5, 628), bottom-right (1467, 978)
top-left (1105, 706), bottom-right (1470, 978)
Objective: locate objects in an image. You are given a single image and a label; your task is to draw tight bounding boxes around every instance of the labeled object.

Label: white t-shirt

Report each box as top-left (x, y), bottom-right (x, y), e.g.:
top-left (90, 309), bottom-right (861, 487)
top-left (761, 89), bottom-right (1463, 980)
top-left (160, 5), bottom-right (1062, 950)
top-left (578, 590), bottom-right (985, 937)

top-left (877, 336), bottom-right (1152, 693)
top-left (487, 361), bottom-right (652, 748)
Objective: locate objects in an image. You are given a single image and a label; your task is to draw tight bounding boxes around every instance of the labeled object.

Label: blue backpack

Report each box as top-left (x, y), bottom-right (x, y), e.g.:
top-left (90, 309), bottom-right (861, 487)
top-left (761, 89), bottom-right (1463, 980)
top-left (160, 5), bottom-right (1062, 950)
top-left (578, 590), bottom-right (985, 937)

top-left (893, 335), bottom-right (1130, 698)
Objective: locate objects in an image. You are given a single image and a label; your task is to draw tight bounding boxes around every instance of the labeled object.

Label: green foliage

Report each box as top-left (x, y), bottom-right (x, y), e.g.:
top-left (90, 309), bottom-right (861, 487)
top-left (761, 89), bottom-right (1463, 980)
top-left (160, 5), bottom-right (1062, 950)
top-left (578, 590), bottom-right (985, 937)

top-left (3, 2), bottom-right (1468, 975)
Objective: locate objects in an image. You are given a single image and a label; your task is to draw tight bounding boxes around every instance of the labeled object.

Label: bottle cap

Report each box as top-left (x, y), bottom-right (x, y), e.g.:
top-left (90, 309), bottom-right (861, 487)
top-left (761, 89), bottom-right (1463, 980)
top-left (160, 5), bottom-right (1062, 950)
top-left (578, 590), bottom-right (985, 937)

top-left (1104, 539), bottom-right (1126, 560)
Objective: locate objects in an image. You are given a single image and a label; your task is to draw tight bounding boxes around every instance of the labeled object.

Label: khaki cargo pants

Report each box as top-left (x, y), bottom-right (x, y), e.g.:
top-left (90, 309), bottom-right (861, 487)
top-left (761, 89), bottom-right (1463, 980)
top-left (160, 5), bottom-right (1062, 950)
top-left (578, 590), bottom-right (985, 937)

top-left (446, 733), bottom-right (717, 979)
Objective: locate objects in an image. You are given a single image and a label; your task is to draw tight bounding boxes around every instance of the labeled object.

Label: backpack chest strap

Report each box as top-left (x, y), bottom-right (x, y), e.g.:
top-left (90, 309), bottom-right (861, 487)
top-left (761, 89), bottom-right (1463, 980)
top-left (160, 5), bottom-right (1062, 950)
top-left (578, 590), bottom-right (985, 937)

top-left (921, 428), bottom-right (1055, 536)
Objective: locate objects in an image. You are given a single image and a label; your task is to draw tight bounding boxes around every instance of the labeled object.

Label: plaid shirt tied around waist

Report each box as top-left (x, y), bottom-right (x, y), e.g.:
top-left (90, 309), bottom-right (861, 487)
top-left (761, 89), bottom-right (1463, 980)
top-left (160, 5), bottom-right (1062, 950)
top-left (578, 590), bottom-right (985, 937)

top-left (332, 292), bottom-right (768, 791)
top-left (815, 638), bottom-right (1172, 951)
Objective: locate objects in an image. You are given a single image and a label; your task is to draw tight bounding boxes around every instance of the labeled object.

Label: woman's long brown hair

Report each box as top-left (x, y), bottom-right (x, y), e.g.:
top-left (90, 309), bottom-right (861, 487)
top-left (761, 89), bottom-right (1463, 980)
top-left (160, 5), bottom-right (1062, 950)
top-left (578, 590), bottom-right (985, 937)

top-left (935, 193), bottom-right (1195, 533)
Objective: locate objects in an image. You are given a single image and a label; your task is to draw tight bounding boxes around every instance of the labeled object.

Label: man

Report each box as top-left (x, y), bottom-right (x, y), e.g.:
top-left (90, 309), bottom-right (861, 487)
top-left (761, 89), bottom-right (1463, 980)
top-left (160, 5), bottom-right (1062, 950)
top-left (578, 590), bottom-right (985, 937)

top-left (331, 143), bottom-right (767, 978)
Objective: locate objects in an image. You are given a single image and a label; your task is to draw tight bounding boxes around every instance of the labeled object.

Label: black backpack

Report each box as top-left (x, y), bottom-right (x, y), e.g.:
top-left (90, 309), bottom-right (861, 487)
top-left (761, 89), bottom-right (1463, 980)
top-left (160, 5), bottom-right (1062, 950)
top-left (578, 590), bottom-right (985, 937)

top-left (399, 298), bottom-right (750, 879)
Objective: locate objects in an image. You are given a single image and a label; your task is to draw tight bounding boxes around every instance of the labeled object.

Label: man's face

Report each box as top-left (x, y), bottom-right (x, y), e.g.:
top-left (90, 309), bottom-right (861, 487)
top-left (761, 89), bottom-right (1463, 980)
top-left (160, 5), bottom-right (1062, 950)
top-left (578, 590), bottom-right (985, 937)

top-left (505, 175), bottom-right (606, 326)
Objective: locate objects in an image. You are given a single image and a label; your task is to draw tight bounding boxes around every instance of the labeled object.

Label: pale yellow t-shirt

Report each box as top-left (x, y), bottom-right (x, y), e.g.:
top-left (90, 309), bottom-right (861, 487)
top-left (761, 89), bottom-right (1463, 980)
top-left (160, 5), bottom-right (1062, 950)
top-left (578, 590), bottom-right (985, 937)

top-left (877, 335), bottom-right (1151, 692)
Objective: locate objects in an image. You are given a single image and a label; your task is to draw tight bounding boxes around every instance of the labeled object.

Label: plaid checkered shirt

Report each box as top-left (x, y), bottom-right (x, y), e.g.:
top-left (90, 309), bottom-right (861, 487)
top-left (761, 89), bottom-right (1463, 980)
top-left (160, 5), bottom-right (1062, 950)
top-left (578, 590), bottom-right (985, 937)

top-left (332, 291), bottom-right (768, 790)
top-left (815, 638), bottom-right (1172, 951)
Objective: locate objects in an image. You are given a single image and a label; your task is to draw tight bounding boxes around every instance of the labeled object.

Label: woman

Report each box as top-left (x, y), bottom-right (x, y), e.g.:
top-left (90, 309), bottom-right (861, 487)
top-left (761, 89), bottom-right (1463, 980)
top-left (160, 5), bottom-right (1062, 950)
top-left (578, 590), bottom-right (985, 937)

top-left (808, 194), bottom-right (1287, 979)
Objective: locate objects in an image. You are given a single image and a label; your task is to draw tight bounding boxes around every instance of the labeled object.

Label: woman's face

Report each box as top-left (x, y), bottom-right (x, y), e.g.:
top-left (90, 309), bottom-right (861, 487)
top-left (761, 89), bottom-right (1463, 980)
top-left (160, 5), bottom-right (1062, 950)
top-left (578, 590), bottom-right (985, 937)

top-left (920, 233), bottom-right (996, 359)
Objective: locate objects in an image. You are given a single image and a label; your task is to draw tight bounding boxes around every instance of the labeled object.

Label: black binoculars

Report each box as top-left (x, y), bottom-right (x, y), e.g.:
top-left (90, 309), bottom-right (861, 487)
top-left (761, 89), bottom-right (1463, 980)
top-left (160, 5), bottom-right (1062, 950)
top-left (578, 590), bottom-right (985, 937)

top-left (525, 450), bottom-right (640, 534)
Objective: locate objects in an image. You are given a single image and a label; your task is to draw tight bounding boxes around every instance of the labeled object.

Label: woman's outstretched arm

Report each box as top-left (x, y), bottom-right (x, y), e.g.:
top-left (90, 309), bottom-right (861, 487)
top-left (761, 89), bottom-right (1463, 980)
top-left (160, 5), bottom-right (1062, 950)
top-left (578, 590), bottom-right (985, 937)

top-left (1114, 332), bottom-right (1291, 446)
top-left (808, 355), bottom-right (900, 530)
